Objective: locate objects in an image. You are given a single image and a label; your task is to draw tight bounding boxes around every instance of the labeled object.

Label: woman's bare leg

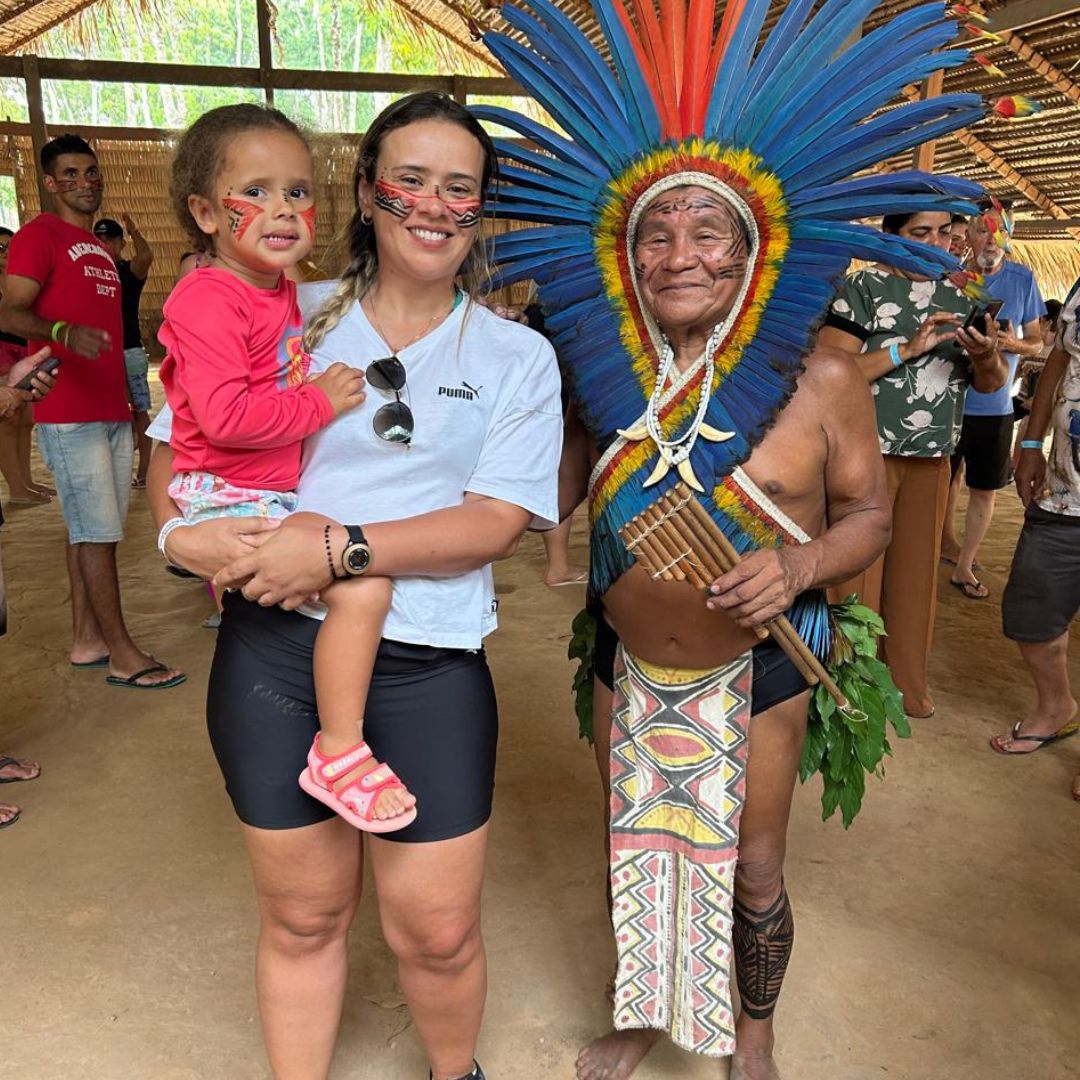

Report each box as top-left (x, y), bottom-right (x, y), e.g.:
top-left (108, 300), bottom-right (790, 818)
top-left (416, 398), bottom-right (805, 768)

top-left (370, 827), bottom-right (489, 1080)
top-left (242, 818), bottom-right (364, 1080)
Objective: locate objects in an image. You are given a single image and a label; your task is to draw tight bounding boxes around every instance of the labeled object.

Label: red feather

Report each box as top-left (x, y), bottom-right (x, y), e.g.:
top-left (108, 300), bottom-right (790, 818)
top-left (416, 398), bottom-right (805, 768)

top-left (680, 0), bottom-right (716, 133)
top-left (631, 0), bottom-right (680, 135)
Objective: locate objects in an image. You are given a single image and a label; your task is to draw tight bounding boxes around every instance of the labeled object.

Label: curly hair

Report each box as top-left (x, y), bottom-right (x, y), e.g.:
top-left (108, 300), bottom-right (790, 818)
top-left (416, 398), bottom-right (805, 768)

top-left (171, 104), bottom-right (309, 253)
top-left (302, 92), bottom-right (499, 353)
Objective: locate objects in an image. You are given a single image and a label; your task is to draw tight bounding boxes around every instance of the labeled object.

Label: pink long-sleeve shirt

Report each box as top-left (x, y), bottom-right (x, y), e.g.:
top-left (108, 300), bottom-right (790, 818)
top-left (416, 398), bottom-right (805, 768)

top-left (159, 268), bottom-right (334, 491)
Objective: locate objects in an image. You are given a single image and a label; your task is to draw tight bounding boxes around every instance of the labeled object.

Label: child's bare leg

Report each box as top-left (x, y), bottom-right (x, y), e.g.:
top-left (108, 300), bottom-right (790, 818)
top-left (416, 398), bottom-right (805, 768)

top-left (281, 512), bottom-right (412, 823)
top-left (316, 577), bottom-right (414, 820)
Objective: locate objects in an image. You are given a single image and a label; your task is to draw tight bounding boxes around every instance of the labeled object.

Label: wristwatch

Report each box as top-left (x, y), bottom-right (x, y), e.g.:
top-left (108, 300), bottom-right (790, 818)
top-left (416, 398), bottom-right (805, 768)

top-left (341, 525), bottom-right (373, 577)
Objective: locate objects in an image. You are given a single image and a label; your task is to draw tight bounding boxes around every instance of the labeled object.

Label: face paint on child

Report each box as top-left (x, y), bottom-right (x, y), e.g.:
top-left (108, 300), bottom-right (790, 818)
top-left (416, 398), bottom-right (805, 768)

top-left (374, 180), bottom-right (481, 229)
top-left (222, 197), bottom-right (264, 241)
top-left (298, 204), bottom-right (317, 239)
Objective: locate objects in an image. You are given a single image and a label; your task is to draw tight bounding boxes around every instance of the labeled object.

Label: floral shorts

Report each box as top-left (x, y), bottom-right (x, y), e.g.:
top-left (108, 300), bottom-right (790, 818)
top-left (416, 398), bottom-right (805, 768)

top-left (169, 471), bottom-right (298, 524)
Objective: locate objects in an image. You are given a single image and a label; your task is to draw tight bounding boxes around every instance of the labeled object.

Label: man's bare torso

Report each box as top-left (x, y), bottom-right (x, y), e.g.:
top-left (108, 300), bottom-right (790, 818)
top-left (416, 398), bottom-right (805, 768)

top-left (599, 352), bottom-right (838, 669)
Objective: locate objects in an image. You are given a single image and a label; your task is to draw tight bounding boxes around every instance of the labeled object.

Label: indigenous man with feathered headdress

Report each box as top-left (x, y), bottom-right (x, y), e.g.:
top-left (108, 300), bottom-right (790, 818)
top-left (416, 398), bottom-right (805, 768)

top-left (475, 0), bottom-right (1006, 1075)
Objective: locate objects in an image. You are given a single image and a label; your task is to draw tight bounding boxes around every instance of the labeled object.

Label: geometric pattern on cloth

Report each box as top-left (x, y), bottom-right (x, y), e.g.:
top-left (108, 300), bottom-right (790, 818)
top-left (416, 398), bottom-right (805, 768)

top-left (609, 646), bottom-right (752, 1057)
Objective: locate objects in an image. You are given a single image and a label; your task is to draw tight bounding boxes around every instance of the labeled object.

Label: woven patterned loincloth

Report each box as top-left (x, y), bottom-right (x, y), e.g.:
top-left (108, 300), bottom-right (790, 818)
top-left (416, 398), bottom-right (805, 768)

top-left (609, 644), bottom-right (752, 1057)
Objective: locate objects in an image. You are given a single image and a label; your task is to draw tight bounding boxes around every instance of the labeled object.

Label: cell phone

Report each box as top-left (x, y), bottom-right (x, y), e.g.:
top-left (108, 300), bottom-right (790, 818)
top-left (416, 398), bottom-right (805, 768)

top-left (963, 299), bottom-right (1003, 333)
top-left (13, 355), bottom-right (61, 391)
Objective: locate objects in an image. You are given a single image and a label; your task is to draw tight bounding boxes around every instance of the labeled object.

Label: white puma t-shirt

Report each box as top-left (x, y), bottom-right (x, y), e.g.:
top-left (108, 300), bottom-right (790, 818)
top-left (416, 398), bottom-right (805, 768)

top-left (150, 282), bottom-right (563, 648)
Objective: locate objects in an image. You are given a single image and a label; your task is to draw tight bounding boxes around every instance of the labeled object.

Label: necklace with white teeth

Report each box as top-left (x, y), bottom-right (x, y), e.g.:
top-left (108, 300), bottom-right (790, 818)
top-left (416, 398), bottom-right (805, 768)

top-left (366, 288), bottom-right (456, 354)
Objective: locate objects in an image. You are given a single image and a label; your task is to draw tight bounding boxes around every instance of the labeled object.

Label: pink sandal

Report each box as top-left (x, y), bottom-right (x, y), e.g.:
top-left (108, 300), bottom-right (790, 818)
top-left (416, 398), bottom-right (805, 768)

top-left (298, 736), bottom-right (417, 833)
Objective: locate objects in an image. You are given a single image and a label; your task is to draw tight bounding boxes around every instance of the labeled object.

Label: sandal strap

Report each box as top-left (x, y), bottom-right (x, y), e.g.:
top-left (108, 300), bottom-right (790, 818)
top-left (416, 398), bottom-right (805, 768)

top-left (1008, 721), bottom-right (1064, 745)
top-left (336, 765), bottom-right (407, 821)
top-left (313, 739), bottom-right (373, 785)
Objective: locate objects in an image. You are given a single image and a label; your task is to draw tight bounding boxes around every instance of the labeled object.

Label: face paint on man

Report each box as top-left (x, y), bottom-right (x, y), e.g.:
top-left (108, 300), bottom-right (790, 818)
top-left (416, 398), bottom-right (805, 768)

top-left (221, 197), bottom-right (264, 241)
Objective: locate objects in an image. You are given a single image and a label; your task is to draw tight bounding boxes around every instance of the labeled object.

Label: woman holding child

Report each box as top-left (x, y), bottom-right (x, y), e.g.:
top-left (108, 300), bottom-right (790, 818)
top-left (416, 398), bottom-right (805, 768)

top-left (148, 94), bottom-right (562, 1080)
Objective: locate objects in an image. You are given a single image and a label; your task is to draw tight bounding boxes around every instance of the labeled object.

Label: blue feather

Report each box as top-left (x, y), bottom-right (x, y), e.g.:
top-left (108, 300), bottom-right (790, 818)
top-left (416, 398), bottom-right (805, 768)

top-left (484, 35), bottom-right (633, 167)
top-left (736, 0), bottom-right (884, 149)
top-left (492, 163), bottom-right (600, 206)
top-left (783, 102), bottom-right (987, 190)
top-left (761, 19), bottom-right (968, 164)
top-left (472, 106), bottom-right (608, 178)
top-left (704, 0), bottom-right (772, 141)
top-left (521, 0), bottom-right (630, 121)
top-left (488, 138), bottom-right (604, 192)
top-left (790, 172), bottom-right (984, 208)
top-left (586, 0), bottom-right (661, 147)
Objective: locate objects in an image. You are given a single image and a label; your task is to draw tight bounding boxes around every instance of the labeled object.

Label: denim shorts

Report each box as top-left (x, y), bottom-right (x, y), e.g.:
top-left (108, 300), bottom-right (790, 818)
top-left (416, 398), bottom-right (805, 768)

top-left (124, 347), bottom-right (151, 412)
top-left (37, 422), bottom-right (134, 543)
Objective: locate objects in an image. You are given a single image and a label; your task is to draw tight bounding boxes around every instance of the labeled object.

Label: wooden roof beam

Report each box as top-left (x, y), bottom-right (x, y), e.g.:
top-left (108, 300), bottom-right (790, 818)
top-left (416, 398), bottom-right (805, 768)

top-left (902, 84), bottom-right (1080, 240)
top-left (998, 28), bottom-right (1080, 106)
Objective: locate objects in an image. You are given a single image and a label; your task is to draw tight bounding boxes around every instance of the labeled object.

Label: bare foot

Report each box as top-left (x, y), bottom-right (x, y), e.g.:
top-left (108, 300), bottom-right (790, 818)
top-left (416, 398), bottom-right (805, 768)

top-left (0, 802), bottom-right (20, 829)
top-left (0, 755), bottom-right (40, 782)
top-left (1072, 774), bottom-right (1080, 803)
top-left (575, 1029), bottom-right (659, 1080)
top-left (27, 481), bottom-right (55, 496)
top-left (731, 1051), bottom-right (781, 1080)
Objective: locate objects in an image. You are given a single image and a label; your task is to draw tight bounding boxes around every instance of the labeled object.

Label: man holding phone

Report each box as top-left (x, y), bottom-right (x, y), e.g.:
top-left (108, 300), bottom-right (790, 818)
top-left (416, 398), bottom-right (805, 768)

top-left (941, 204), bottom-right (1045, 599)
top-left (0, 133), bottom-right (183, 689)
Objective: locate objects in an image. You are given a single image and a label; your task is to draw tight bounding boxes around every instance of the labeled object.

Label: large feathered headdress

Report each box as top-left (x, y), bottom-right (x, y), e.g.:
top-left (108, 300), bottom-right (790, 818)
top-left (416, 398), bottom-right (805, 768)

top-left (473, 0), bottom-right (990, 633)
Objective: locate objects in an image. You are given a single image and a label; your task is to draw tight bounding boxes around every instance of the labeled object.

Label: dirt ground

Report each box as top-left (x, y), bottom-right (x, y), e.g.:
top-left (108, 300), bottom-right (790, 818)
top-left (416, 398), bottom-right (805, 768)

top-left (2, 407), bottom-right (1078, 1079)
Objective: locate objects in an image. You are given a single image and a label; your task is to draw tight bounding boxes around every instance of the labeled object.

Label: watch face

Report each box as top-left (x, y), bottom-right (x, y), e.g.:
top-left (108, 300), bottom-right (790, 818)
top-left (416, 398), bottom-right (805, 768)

top-left (345, 544), bottom-right (372, 574)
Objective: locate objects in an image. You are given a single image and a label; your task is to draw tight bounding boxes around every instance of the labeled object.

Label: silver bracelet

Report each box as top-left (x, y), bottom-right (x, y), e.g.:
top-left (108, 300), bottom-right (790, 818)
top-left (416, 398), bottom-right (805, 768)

top-left (157, 516), bottom-right (191, 564)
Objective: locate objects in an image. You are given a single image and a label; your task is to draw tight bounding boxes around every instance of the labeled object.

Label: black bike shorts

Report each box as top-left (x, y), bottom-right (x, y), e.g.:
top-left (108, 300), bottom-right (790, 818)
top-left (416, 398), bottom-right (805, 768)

top-left (206, 594), bottom-right (498, 840)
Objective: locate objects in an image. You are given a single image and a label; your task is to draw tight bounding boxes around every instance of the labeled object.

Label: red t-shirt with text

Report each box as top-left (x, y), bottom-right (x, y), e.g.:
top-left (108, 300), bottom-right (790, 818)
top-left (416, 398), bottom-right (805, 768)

top-left (6, 213), bottom-right (128, 424)
top-left (159, 268), bottom-right (334, 492)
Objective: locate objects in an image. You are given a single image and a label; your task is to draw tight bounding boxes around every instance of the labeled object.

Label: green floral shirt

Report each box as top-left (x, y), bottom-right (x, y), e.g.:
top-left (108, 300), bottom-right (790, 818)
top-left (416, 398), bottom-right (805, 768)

top-left (827, 268), bottom-right (973, 458)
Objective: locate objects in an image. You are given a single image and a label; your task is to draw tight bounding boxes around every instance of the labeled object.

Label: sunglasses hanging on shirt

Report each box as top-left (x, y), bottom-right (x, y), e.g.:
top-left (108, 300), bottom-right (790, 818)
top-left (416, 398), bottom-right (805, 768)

top-left (366, 357), bottom-right (414, 445)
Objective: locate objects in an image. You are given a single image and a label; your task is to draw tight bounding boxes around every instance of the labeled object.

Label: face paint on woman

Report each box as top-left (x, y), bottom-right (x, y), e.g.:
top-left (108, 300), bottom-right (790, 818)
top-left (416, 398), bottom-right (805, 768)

top-left (374, 180), bottom-right (481, 229)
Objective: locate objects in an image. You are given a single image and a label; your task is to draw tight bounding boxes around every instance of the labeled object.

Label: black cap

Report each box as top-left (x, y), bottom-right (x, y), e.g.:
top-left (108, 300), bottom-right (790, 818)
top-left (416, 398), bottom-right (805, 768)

top-left (93, 218), bottom-right (123, 239)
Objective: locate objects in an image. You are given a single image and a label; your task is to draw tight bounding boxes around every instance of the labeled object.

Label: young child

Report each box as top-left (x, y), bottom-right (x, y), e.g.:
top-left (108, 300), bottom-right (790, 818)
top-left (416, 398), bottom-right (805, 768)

top-left (160, 104), bottom-right (417, 833)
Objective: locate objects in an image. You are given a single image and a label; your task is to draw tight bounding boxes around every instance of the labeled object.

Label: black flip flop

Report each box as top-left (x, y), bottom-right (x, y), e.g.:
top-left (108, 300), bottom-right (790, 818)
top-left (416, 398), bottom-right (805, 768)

top-left (70, 655), bottom-right (109, 669)
top-left (0, 806), bottom-right (20, 829)
top-left (950, 578), bottom-right (988, 601)
top-left (0, 756), bottom-right (40, 784)
top-left (105, 664), bottom-right (187, 691)
top-left (991, 719), bottom-right (1080, 756)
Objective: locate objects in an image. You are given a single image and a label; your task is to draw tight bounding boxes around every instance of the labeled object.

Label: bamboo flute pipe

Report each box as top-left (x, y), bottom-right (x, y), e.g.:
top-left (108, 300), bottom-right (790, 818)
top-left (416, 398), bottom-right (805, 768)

top-left (641, 505), bottom-right (710, 590)
top-left (636, 516), bottom-right (690, 583)
top-left (675, 484), bottom-right (849, 708)
top-left (635, 509), bottom-right (691, 584)
top-left (620, 521), bottom-right (678, 582)
top-left (654, 493), bottom-right (768, 636)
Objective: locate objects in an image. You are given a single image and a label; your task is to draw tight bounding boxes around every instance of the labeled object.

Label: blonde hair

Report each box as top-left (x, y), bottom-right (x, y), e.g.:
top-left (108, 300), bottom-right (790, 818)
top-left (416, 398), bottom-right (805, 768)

top-left (303, 92), bottom-right (498, 354)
